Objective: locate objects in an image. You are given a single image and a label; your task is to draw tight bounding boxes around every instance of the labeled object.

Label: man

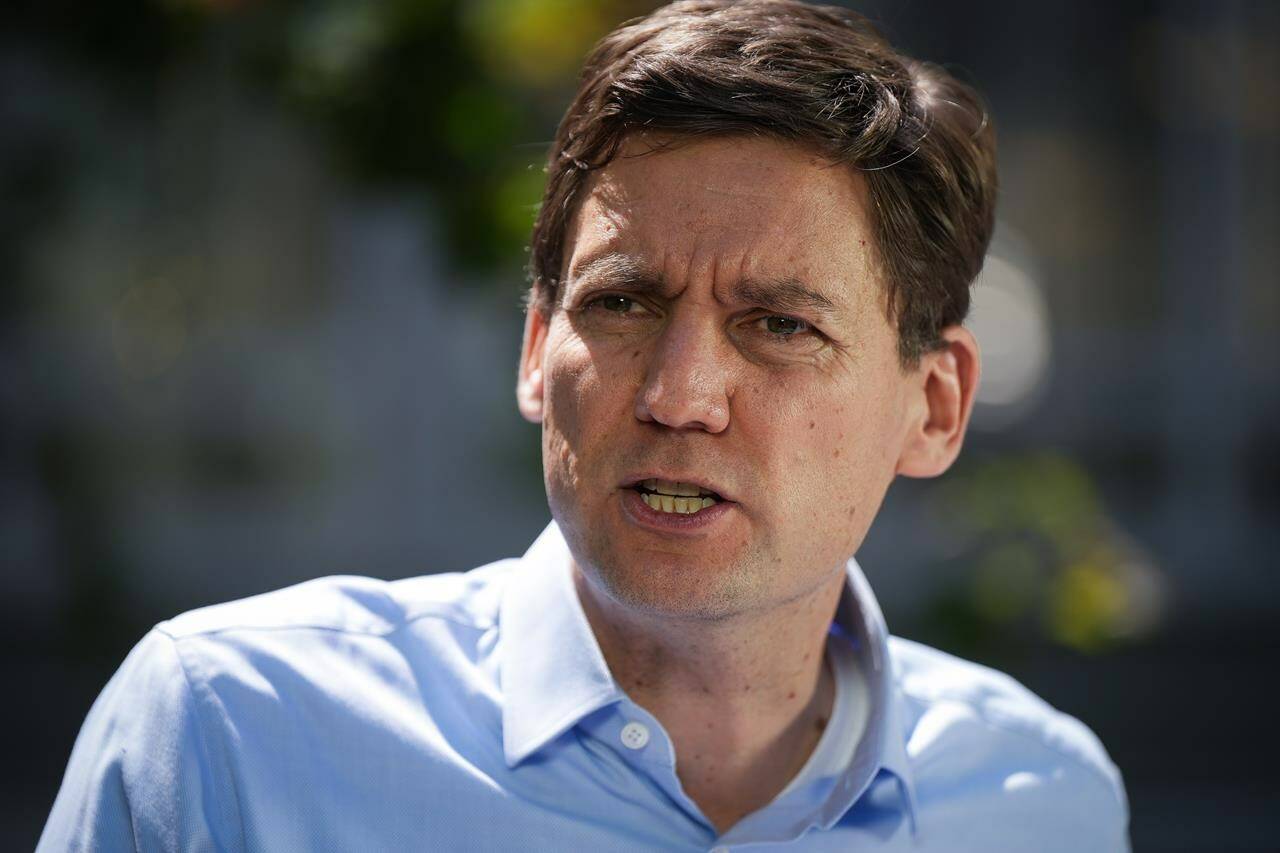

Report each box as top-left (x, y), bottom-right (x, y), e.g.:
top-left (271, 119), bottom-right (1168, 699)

top-left (42, 1), bottom-right (1129, 850)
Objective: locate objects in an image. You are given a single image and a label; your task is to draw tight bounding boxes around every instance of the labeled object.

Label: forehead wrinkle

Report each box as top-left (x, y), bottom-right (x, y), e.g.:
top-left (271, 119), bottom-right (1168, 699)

top-left (661, 244), bottom-right (694, 301)
top-left (683, 239), bottom-right (735, 305)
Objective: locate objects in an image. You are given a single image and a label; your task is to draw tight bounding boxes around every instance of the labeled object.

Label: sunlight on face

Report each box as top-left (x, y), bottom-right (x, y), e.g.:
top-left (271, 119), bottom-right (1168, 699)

top-left (535, 135), bottom-right (917, 620)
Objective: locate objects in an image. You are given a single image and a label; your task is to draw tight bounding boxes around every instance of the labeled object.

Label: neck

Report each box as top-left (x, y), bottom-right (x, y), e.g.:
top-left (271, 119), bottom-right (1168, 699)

top-left (573, 566), bottom-right (846, 834)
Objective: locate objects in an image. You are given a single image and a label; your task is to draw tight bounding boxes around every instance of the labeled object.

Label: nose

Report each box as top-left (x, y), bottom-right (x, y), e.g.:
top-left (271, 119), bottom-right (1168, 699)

top-left (634, 314), bottom-right (731, 433)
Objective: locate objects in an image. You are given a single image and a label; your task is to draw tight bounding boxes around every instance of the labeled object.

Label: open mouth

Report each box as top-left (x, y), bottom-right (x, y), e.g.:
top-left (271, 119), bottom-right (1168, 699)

top-left (632, 478), bottom-right (723, 515)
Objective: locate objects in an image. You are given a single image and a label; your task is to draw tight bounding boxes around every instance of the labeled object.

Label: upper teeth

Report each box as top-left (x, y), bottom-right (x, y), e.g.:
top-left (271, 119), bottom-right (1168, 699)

top-left (642, 493), bottom-right (716, 514)
top-left (638, 479), bottom-right (718, 515)
top-left (643, 479), bottom-right (711, 497)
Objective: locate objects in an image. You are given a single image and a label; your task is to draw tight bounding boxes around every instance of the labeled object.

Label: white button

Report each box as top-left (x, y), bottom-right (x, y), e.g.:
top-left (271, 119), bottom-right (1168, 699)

top-left (710, 846), bottom-right (730, 853)
top-left (619, 721), bottom-right (650, 750)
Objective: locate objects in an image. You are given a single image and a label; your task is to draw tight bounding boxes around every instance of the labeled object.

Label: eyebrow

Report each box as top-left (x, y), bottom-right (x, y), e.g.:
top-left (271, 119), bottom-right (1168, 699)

top-left (732, 277), bottom-right (838, 317)
top-left (566, 252), bottom-right (842, 319)
top-left (564, 253), bottom-right (666, 301)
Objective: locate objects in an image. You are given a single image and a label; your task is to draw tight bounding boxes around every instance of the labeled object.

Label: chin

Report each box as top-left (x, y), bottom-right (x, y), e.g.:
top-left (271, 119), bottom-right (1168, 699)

top-left (553, 496), bottom-right (768, 619)
top-left (582, 547), bottom-right (768, 622)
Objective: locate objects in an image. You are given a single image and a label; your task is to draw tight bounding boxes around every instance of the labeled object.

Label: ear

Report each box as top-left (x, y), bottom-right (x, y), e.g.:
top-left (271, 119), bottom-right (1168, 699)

top-left (895, 325), bottom-right (981, 478)
top-left (516, 303), bottom-right (550, 424)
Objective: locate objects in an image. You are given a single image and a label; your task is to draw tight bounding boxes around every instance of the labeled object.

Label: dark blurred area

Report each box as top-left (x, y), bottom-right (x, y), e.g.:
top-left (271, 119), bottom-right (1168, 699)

top-left (3, 0), bottom-right (1276, 849)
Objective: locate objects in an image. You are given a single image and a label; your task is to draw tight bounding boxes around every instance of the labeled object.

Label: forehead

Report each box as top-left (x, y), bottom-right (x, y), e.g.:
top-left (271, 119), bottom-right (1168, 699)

top-left (565, 135), bottom-right (880, 296)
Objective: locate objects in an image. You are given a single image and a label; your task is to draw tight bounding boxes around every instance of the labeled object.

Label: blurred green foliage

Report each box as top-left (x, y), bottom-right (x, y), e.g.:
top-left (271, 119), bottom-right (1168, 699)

top-left (927, 452), bottom-right (1163, 657)
top-left (11, 0), bottom-right (651, 278)
top-left (254, 0), bottom-right (652, 271)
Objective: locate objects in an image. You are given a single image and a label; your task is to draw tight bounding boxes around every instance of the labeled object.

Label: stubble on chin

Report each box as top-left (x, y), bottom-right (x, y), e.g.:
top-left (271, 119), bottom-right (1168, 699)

top-left (567, 522), bottom-right (773, 624)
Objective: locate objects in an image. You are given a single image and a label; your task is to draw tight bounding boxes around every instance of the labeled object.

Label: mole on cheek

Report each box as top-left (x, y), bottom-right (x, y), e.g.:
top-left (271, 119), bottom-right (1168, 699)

top-left (833, 449), bottom-right (841, 458)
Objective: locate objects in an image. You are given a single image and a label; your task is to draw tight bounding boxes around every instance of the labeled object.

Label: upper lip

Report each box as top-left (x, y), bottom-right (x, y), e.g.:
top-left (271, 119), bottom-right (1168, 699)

top-left (621, 473), bottom-right (735, 502)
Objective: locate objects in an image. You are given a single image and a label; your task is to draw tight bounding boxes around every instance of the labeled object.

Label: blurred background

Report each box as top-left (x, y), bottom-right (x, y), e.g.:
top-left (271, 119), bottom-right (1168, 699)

top-left (3, 0), bottom-right (1276, 849)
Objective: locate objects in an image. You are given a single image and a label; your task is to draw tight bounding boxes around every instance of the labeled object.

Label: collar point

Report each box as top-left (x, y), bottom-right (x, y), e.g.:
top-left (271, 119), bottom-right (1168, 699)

top-left (503, 743), bottom-right (530, 769)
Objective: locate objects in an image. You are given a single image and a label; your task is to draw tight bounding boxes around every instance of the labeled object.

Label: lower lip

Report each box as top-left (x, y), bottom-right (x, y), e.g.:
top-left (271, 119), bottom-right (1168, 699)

top-left (620, 489), bottom-right (735, 534)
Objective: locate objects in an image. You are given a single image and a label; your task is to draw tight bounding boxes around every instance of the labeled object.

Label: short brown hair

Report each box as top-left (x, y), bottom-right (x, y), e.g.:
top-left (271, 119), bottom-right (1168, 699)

top-left (528, 0), bottom-right (997, 365)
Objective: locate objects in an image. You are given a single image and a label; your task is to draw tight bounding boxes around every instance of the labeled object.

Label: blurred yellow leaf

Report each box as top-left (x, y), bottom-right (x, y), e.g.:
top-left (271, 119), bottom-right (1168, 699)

top-left (1047, 559), bottom-right (1128, 653)
top-left (464, 0), bottom-right (618, 86)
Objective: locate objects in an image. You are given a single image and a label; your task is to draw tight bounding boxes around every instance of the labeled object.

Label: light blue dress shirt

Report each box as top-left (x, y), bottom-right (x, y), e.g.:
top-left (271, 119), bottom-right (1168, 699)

top-left (41, 522), bottom-right (1129, 851)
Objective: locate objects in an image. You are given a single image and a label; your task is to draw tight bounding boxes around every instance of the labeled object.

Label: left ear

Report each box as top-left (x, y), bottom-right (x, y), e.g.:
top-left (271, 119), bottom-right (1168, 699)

top-left (895, 325), bottom-right (981, 478)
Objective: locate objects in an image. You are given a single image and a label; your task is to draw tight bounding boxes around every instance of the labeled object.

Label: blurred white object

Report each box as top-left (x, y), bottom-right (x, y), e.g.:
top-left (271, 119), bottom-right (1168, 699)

top-left (968, 231), bottom-right (1052, 430)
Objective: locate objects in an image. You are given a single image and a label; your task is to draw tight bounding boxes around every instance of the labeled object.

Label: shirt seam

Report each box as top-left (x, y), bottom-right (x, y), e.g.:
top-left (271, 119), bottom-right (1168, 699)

top-left (897, 681), bottom-right (1124, 804)
top-left (155, 626), bottom-right (248, 853)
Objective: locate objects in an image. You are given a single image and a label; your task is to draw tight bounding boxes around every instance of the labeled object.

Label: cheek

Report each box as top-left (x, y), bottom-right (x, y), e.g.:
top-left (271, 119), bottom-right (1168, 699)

top-left (767, 383), bottom-right (901, 553)
top-left (542, 332), bottom-right (634, 486)
top-left (543, 344), bottom-right (589, 470)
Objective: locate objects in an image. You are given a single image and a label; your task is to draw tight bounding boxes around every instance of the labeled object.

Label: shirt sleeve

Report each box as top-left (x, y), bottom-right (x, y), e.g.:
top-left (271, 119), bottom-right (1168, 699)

top-left (38, 628), bottom-right (239, 853)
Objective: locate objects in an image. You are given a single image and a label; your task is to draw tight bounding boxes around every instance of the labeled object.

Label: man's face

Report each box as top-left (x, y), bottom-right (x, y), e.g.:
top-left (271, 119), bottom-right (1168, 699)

top-left (520, 135), bottom-right (925, 621)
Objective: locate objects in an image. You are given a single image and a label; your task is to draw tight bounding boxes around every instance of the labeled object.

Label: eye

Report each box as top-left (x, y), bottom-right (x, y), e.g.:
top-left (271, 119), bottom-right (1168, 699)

top-left (761, 315), bottom-right (809, 337)
top-left (735, 312), bottom-right (825, 358)
top-left (575, 293), bottom-right (655, 328)
top-left (596, 295), bottom-right (635, 313)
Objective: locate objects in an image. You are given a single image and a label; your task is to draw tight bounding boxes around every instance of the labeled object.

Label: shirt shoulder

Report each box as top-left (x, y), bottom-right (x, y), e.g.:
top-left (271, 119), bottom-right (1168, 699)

top-left (888, 636), bottom-right (1129, 849)
top-left (40, 560), bottom-right (522, 851)
top-left (158, 558), bottom-right (517, 641)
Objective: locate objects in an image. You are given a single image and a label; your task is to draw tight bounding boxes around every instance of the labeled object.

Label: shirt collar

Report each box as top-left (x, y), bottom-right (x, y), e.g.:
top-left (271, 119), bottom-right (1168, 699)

top-left (500, 522), bottom-right (623, 766)
top-left (830, 550), bottom-right (920, 833)
top-left (499, 521), bottom-right (918, 831)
